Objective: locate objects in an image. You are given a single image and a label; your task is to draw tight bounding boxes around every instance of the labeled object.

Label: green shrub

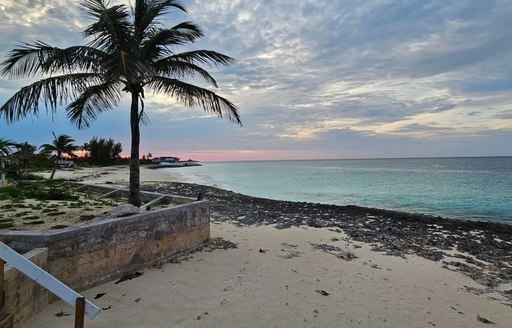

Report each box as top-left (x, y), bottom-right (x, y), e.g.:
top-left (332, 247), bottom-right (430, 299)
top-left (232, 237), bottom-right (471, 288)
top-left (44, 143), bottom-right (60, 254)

top-left (21, 215), bottom-right (40, 221)
top-left (41, 208), bottom-right (60, 213)
top-left (0, 222), bottom-right (15, 229)
top-left (47, 211), bottom-right (66, 217)
top-left (0, 186), bottom-right (23, 200)
top-left (23, 220), bottom-right (45, 225)
top-left (51, 224), bottom-right (69, 230)
top-left (79, 214), bottom-right (96, 221)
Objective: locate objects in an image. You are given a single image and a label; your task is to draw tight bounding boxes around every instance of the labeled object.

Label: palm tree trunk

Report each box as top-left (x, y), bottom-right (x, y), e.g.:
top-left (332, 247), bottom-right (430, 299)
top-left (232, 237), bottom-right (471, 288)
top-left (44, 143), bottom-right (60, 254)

top-left (49, 164), bottom-right (57, 180)
top-left (129, 92), bottom-right (141, 207)
top-left (1, 159), bottom-right (5, 187)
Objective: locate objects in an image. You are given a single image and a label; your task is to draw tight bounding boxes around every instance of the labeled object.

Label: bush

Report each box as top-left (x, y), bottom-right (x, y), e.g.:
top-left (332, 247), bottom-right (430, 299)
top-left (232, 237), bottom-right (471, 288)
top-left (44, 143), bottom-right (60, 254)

top-left (0, 180), bottom-right (78, 201)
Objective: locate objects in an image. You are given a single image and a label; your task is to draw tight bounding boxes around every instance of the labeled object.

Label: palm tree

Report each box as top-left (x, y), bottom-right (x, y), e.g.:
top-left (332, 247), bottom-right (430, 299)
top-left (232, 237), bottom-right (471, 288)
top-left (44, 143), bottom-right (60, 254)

top-left (0, 138), bottom-right (16, 186)
top-left (0, 138), bottom-right (16, 157)
top-left (9, 142), bottom-right (37, 183)
top-left (0, 0), bottom-right (241, 206)
top-left (40, 133), bottom-right (79, 179)
top-left (12, 142), bottom-right (37, 166)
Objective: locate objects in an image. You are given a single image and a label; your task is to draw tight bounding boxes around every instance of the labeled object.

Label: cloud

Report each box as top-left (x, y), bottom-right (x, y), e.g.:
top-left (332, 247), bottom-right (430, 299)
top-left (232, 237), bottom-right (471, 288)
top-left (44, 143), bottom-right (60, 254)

top-left (0, 0), bottom-right (511, 159)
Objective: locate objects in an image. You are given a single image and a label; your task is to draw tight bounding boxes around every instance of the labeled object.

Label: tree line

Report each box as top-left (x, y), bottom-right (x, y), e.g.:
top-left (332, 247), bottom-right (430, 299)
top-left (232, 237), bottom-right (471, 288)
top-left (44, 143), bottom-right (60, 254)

top-left (0, 135), bottom-right (125, 183)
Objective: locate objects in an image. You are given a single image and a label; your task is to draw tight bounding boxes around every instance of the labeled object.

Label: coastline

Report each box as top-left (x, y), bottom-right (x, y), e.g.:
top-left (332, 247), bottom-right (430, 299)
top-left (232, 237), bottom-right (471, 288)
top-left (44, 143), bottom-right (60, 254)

top-left (21, 166), bottom-right (512, 327)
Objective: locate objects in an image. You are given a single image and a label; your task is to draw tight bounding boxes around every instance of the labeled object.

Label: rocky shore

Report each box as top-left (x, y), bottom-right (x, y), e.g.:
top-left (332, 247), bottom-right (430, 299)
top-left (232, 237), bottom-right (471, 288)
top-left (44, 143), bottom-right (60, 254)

top-left (143, 181), bottom-right (512, 305)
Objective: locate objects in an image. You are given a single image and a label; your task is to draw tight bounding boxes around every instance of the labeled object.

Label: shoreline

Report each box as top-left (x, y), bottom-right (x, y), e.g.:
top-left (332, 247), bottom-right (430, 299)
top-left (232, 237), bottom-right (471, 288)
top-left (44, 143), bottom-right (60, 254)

top-left (143, 182), bottom-right (512, 288)
top-left (19, 166), bottom-right (512, 327)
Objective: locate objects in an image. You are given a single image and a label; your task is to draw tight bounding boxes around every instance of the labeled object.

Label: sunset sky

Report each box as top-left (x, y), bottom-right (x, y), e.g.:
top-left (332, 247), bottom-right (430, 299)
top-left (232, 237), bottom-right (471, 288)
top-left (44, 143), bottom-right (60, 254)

top-left (0, 0), bottom-right (511, 161)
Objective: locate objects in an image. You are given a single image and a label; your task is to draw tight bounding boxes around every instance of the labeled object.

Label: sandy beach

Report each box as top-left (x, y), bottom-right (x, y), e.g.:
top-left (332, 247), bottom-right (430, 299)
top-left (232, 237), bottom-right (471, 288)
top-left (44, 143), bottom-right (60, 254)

top-left (34, 165), bottom-right (185, 186)
top-left (20, 166), bottom-right (512, 327)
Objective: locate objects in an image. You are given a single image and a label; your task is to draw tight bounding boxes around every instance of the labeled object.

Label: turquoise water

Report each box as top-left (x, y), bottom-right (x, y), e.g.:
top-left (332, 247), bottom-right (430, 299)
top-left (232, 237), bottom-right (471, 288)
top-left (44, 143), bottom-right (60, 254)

top-left (164, 157), bottom-right (512, 223)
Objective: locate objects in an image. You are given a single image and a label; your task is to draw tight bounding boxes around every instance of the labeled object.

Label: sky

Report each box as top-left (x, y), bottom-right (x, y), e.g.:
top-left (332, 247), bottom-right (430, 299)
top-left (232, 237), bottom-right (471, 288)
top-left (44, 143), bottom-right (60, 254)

top-left (0, 0), bottom-right (511, 161)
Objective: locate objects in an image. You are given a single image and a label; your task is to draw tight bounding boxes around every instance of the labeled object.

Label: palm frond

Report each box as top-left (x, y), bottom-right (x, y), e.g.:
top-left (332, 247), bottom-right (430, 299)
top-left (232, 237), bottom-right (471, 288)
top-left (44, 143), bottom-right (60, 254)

top-left (39, 143), bottom-right (58, 153)
top-left (163, 50), bottom-right (236, 67)
top-left (0, 73), bottom-right (103, 124)
top-left (66, 81), bottom-right (122, 128)
top-left (82, 1), bottom-right (133, 54)
top-left (0, 138), bottom-right (17, 156)
top-left (141, 22), bottom-right (204, 60)
top-left (80, 0), bottom-right (108, 18)
top-left (147, 76), bottom-right (241, 125)
top-left (134, 0), bottom-right (187, 41)
top-left (152, 59), bottom-right (218, 87)
top-left (1, 42), bottom-right (107, 78)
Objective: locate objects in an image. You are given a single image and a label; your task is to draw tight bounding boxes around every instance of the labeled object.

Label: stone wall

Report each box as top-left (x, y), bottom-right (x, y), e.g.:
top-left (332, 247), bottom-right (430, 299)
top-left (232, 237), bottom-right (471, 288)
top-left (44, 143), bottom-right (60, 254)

top-left (0, 185), bottom-right (210, 325)
top-left (3, 248), bottom-right (49, 326)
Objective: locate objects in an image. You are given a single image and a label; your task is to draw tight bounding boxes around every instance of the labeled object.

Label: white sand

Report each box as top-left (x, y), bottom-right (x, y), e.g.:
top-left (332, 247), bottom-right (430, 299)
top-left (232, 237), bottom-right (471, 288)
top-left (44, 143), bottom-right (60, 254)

top-left (20, 167), bottom-right (512, 327)
top-left (22, 223), bottom-right (511, 327)
top-left (36, 165), bottom-right (182, 186)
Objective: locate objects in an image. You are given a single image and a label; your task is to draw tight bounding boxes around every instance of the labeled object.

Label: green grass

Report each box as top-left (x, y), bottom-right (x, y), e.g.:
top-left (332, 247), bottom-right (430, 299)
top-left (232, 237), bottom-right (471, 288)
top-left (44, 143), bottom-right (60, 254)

top-left (50, 224), bottom-right (69, 230)
top-left (15, 211), bottom-right (32, 217)
top-left (47, 211), bottom-right (66, 217)
top-left (23, 220), bottom-right (45, 225)
top-left (79, 214), bottom-right (96, 221)
top-left (0, 222), bottom-right (15, 229)
top-left (41, 208), bottom-right (59, 213)
top-left (0, 180), bottom-right (78, 201)
top-left (21, 215), bottom-right (40, 221)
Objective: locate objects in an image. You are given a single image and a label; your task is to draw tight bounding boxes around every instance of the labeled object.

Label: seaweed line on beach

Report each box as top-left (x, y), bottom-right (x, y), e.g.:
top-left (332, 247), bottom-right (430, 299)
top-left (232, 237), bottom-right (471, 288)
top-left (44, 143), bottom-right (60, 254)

top-left (142, 181), bottom-right (512, 304)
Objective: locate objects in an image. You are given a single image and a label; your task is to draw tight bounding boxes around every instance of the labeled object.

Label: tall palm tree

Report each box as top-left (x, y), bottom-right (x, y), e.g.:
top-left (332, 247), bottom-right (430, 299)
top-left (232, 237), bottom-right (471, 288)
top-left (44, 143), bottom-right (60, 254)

top-left (40, 133), bottom-right (79, 179)
top-left (0, 0), bottom-right (241, 206)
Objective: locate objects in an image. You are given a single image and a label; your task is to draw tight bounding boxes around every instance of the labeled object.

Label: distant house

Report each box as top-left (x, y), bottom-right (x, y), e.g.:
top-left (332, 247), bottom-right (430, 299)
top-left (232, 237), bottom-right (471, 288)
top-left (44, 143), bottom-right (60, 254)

top-left (57, 159), bottom-right (75, 168)
top-left (152, 156), bottom-right (180, 164)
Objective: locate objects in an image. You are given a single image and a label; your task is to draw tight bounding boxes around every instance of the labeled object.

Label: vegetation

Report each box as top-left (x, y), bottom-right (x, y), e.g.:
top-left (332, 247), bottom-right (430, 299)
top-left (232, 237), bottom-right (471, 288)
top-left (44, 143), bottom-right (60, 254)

top-left (0, 180), bottom-right (78, 202)
top-left (0, 138), bottom-right (16, 157)
top-left (83, 137), bottom-right (122, 165)
top-left (0, 0), bottom-right (241, 206)
top-left (0, 138), bottom-right (17, 185)
top-left (0, 180), bottom-right (125, 231)
top-left (40, 133), bottom-right (79, 179)
top-left (5, 142), bottom-right (47, 183)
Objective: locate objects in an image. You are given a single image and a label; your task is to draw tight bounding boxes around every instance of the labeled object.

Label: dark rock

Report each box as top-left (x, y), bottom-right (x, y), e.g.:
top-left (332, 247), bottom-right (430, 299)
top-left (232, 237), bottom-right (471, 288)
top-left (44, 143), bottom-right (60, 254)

top-left (477, 315), bottom-right (495, 325)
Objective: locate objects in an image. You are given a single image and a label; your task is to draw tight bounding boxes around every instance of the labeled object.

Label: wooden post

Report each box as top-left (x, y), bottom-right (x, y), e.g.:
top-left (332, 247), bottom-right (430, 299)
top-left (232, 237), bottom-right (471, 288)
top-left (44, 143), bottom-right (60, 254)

top-left (74, 297), bottom-right (86, 328)
top-left (0, 259), bottom-right (4, 309)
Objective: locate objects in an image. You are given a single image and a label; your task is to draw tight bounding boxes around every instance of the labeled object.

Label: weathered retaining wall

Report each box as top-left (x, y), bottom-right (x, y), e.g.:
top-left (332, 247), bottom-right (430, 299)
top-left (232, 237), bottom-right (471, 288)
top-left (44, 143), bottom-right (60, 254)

top-left (0, 200), bottom-right (210, 290)
top-left (0, 185), bottom-right (210, 325)
top-left (3, 248), bottom-right (49, 326)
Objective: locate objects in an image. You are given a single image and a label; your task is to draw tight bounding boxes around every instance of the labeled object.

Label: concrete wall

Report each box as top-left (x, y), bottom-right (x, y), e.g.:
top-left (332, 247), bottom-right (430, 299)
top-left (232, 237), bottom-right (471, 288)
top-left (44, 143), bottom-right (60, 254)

top-left (0, 200), bottom-right (210, 290)
top-left (3, 248), bottom-right (49, 327)
top-left (0, 185), bottom-right (210, 325)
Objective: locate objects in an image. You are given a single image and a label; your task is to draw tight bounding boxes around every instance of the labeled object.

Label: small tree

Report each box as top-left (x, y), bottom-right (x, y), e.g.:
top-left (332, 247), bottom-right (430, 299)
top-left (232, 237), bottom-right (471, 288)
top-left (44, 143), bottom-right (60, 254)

top-left (40, 133), bottom-right (79, 179)
top-left (9, 142), bottom-right (37, 183)
top-left (0, 138), bottom-right (16, 186)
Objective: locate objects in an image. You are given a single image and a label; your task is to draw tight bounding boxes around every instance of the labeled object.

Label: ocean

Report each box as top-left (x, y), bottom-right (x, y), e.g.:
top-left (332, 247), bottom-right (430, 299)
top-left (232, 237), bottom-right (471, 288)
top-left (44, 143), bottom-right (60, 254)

top-left (163, 157), bottom-right (512, 223)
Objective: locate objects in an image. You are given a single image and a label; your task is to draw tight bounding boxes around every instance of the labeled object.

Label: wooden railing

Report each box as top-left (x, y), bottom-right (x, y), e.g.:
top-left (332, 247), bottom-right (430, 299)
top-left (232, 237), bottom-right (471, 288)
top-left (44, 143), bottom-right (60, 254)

top-left (0, 242), bottom-right (100, 327)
